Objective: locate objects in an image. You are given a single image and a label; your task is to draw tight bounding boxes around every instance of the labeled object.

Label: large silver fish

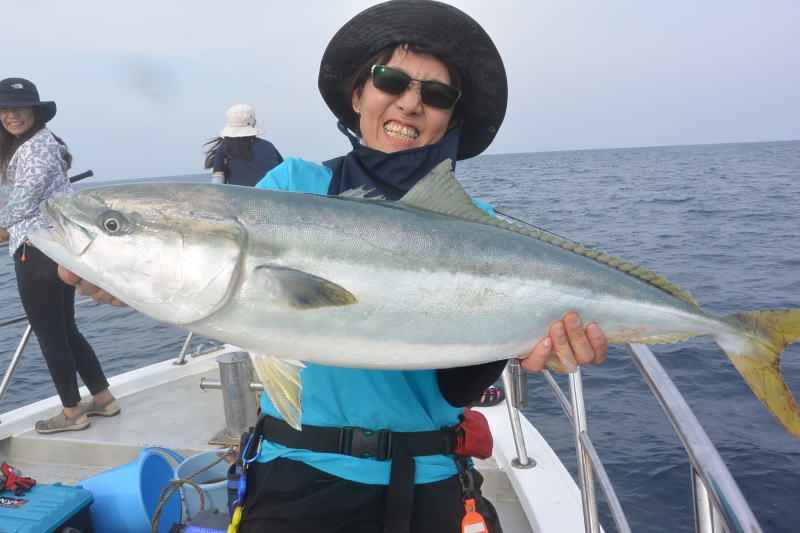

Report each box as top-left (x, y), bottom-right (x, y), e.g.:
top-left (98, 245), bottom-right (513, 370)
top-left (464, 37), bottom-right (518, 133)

top-left (30, 161), bottom-right (800, 434)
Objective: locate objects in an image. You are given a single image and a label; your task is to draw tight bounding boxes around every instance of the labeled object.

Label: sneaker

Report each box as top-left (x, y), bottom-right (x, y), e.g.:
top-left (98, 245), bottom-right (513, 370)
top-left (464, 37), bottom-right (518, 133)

top-left (35, 412), bottom-right (90, 434)
top-left (79, 397), bottom-right (121, 417)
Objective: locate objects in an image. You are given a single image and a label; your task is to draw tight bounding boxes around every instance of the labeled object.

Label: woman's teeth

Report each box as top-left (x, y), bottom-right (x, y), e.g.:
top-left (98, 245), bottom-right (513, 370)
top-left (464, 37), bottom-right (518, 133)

top-left (384, 122), bottom-right (419, 140)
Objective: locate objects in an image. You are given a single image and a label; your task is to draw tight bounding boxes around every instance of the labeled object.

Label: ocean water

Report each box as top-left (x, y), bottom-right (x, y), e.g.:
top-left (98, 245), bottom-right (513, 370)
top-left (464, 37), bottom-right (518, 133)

top-left (1, 140), bottom-right (799, 532)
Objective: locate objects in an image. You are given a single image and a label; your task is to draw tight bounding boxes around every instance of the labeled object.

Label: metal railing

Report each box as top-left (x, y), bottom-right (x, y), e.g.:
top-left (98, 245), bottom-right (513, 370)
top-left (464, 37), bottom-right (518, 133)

top-left (0, 311), bottom-right (210, 423)
top-left (0, 299), bottom-right (93, 412)
top-left (502, 345), bottom-right (764, 533)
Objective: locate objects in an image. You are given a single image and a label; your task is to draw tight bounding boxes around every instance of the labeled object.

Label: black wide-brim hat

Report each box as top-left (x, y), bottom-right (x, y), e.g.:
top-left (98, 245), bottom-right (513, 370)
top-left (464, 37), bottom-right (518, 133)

top-left (318, 0), bottom-right (507, 160)
top-left (0, 78), bottom-right (57, 124)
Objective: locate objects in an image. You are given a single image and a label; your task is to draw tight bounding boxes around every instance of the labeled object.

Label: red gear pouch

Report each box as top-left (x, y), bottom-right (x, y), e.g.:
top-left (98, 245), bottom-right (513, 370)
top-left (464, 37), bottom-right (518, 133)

top-left (453, 408), bottom-right (493, 459)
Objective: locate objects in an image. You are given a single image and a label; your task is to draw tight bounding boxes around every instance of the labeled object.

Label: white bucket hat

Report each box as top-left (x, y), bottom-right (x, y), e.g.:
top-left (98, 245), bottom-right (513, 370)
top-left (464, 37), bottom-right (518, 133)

top-left (220, 104), bottom-right (262, 138)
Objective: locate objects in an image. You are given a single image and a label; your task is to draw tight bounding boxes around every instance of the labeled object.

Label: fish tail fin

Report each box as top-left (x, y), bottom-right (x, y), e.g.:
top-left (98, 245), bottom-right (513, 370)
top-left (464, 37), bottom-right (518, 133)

top-left (248, 353), bottom-right (305, 430)
top-left (717, 309), bottom-right (800, 437)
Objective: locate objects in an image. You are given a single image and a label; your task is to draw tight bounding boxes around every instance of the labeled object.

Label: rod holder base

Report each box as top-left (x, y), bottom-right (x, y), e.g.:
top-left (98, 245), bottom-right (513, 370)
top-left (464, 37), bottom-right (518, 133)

top-left (511, 457), bottom-right (537, 469)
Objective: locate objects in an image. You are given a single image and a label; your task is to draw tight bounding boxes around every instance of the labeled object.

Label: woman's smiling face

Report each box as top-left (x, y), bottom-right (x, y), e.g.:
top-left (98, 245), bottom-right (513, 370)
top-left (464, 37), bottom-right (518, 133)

top-left (0, 106), bottom-right (35, 137)
top-left (352, 47), bottom-right (455, 153)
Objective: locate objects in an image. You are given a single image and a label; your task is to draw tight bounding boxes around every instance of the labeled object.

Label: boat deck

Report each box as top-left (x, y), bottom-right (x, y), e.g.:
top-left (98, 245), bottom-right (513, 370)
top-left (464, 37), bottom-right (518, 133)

top-left (0, 346), bottom-right (595, 532)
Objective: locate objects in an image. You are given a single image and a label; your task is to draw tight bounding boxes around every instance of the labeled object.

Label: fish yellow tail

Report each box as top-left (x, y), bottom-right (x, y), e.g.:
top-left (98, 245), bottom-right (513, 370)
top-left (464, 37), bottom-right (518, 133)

top-left (718, 309), bottom-right (800, 437)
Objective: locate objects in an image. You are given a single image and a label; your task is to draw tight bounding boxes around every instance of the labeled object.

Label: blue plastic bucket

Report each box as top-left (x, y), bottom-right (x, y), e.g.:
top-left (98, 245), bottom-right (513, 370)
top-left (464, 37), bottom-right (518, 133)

top-left (80, 446), bottom-right (184, 533)
top-left (175, 450), bottom-right (231, 518)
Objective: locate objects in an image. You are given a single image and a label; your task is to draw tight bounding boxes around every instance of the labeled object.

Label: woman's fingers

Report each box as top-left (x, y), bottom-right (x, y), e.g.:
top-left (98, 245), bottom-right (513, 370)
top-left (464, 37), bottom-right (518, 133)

top-left (550, 319), bottom-right (578, 372)
top-left (89, 287), bottom-right (115, 305)
top-left (520, 337), bottom-right (552, 372)
top-left (586, 322), bottom-right (608, 365)
top-left (57, 265), bottom-right (128, 307)
top-left (518, 312), bottom-right (610, 373)
top-left (58, 265), bottom-right (81, 286)
top-left (563, 312), bottom-right (596, 365)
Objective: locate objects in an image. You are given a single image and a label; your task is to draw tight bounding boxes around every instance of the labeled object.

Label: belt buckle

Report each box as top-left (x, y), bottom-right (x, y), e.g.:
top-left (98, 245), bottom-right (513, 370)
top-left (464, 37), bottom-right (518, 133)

top-left (340, 427), bottom-right (392, 461)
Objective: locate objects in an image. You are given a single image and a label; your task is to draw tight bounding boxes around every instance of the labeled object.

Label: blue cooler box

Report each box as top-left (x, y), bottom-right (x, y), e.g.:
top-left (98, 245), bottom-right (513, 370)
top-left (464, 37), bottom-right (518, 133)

top-left (0, 483), bottom-right (93, 533)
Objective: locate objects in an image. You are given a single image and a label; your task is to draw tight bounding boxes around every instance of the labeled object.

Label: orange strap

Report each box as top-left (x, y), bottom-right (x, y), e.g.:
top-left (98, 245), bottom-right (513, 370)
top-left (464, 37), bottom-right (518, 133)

top-left (461, 498), bottom-right (489, 533)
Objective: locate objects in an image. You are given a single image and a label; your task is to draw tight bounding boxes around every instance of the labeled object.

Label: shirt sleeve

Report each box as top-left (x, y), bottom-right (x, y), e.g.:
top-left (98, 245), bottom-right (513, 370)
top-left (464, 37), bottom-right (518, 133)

top-left (437, 360), bottom-right (507, 407)
top-left (255, 160), bottom-right (292, 191)
top-left (0, 144), bottom-right (62, 228)
top-left (255, 158), bottom-right (332, 194)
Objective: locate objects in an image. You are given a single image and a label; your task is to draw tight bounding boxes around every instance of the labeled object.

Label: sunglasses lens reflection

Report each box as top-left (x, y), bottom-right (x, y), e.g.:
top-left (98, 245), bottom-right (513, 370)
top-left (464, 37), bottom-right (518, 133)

top-left (371, 66), bottom-right (460, 109)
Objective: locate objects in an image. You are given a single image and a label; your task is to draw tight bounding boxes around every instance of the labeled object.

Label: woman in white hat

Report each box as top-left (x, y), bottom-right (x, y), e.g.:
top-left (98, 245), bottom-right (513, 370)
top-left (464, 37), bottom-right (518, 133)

top-left (203, 104), bottom-right (284, 187)
top-left (0, 77), bottom-right (119, 434)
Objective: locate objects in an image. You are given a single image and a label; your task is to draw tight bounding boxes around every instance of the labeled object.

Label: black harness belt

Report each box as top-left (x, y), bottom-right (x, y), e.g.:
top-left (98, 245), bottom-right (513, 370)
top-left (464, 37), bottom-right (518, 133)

top-left (256, 414), bottom-right (457, 533)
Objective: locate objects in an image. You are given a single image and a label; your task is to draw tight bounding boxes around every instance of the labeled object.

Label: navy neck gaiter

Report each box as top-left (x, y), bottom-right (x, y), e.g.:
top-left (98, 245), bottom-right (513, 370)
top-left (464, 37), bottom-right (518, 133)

top-left (324, 122), bottom-right (461, 200)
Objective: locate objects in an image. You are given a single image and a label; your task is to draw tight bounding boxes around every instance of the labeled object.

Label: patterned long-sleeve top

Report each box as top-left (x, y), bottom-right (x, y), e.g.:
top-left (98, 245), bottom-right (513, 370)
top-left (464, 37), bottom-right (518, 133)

top-left (0, 128), bottom-right (73, 256)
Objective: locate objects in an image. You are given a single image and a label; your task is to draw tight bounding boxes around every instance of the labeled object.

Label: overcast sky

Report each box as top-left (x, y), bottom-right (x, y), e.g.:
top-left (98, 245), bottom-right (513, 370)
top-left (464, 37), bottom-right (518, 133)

top-left (3, 1), bottom-right (798, 180)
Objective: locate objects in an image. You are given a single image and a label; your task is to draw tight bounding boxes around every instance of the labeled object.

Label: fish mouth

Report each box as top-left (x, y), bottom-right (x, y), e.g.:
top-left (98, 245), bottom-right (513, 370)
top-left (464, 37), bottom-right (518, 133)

top-left (35, 197), bottom-right (96, 256)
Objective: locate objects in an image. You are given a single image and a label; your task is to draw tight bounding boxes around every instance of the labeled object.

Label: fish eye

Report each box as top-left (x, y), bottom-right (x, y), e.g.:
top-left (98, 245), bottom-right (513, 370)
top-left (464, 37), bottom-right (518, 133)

top-left (104, 218), bottom-right (119, 232)
top-left (99, 211), bottom-right (126, 234)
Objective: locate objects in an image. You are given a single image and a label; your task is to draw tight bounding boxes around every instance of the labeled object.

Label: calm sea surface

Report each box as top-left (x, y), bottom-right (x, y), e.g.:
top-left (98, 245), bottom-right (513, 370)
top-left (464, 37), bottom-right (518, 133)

top-left (1, 140), bottom-right (798, 532)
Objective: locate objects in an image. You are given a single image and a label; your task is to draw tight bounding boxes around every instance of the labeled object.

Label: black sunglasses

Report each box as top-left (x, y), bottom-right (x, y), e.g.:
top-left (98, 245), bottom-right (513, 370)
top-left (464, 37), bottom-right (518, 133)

top-left (370, 65), bottom-right (461, 110)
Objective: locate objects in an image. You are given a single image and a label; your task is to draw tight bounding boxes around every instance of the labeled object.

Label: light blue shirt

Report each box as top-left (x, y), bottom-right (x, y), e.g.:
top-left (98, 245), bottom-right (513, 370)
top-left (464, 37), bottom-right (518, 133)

top-left (253, 158), bottom-right (492, 485)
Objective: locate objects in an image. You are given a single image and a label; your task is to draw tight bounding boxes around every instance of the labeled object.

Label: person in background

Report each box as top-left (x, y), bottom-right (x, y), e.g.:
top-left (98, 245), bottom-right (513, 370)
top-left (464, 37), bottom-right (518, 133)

top-left (204, 104), bottom-right (284, 186)
top-left (0, 77), bottom-right (119, 434)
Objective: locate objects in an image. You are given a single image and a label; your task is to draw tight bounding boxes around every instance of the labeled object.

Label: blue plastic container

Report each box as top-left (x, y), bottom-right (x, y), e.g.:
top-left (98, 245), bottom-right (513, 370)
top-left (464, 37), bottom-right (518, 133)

top-left (80, 446), bottom-right (184, 533)
top-left (0, 483), bottom-right (93, 533)
top-left (175, 451), bottom-right (231, 519)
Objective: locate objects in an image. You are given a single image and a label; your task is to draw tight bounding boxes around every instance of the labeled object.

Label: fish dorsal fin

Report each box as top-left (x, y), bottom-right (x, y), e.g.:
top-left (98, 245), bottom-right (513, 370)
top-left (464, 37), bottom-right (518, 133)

top-left (398, 160), bottom-right (485, 219)
top-left (399, 160), bottom-right (700, 308)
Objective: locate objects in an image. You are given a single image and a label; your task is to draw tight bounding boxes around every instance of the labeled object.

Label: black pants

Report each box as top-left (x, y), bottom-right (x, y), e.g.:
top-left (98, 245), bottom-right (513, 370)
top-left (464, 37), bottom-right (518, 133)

top-left (239, 458), bottom-right (501, 533)
top-left (14, 244), bottom-right (108, 407)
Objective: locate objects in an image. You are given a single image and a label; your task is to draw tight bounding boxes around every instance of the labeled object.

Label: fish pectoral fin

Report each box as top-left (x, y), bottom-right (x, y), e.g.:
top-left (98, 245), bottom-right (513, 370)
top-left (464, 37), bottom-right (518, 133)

top-left (254, 265), bottom-right (357, 309)
top-left (249, 353), bottom-right (305, 430)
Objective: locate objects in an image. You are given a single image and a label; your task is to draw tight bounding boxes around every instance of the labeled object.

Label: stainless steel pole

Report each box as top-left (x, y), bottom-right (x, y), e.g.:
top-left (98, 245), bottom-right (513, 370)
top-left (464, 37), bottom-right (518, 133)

top-left (569, 368), bottom-right (600, 533)
top-left (0, 324), bottom-right (34, 419)
top-left (501, 361), bottom-right (535, 468)
top-left (173, 332), bottom-right (194, 365)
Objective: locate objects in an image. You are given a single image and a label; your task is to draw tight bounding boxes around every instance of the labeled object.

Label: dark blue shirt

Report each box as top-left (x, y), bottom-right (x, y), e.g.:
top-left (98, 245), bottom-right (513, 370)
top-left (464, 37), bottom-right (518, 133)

top-left (213, 137), bottom-right (283, 187)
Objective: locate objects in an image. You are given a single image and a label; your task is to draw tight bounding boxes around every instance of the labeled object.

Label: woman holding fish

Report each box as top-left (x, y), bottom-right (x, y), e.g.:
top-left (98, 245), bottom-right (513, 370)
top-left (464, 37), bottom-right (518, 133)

top-left (57, 1), bottom-right (607, 531)
top-left (240, 2), bottom-right (607, 532)
top-left (0, 77), bottom-right (119, 434)
top-left (55, 1), bottom-right (607, 532)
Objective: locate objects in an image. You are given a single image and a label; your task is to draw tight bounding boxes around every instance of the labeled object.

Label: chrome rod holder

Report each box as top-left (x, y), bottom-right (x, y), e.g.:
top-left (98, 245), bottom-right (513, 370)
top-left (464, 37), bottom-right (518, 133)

top-left (569, 368), bottom-right (600, 533)
top-left (501, 362), bottom-right (535, 469)
top-left (203, 351), bottom-right (260, 445)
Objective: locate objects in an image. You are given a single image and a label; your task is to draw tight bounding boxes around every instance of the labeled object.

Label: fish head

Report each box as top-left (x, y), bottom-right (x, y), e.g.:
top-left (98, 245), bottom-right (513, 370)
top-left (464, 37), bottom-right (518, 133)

top-left (30, 184), bottom-right (245, 325)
